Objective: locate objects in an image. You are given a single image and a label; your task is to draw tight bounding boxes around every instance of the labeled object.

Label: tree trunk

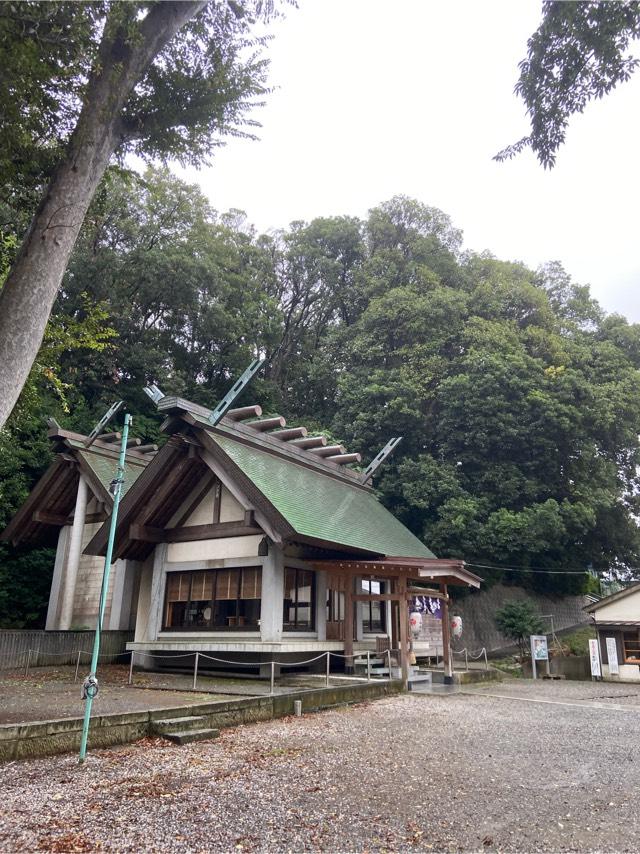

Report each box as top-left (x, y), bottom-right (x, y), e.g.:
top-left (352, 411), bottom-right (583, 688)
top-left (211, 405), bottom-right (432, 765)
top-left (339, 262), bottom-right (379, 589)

top-left (0, 1), bottom-right (207, 429)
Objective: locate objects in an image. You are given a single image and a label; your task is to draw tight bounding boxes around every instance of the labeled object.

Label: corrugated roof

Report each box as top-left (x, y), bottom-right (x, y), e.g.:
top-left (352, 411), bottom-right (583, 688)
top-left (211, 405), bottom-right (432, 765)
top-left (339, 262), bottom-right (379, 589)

top-left (210, 433), bottom-right (434, 558)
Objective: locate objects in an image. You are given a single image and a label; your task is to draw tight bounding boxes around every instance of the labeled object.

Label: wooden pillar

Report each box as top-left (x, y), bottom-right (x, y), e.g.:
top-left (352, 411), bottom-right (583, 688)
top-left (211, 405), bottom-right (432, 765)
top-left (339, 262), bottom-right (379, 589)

top-left (398, 574), bottom-right (409, 690)
top-left (344, 573), bottom-right (354, 673)
top-left (440, 583), bottom-right (453, 684)
top-left (390, 579), bottom-right (399, 650)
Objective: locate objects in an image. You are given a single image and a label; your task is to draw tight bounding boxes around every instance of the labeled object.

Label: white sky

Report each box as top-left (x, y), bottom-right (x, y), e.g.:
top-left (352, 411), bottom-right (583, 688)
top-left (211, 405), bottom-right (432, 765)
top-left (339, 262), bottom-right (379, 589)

top-left (175, 0), bottom-right (640, 322)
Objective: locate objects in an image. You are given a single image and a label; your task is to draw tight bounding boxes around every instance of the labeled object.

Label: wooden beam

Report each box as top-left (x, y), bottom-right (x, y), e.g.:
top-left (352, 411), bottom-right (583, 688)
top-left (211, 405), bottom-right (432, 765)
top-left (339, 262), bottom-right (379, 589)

top-left (33, 508), bottom-right (109, 529)
top-left (440, 583), bottom-right (453, 683)
top-left (227, 405), bottom-right (262, 421)
top-left (136, 452), bottom-right (194, 528)
top-left (310, 444), bottom-right (346, 457)
top-left (270, 427), bottom-right (308, 441)
top-left (352, 590), bottom-right (449, 602)
top-left (344, 574), bottom-right (355, 671)
top-left (289, 435), bottom-right (327, 449)
top-left (85, 511), bottom-right (108, 524)
top-left (166, 522), bottom-right (262, 543)
top-left (129, 524), bottom-right (165, 543)
top-left (33, 510), bottom-right (68, 526)
top-left (407, 587), bottom-right (448, 599)
top-left (135, 443), bottom-right (158, 454)
top-left (326, 453), bottom-right (361, 465)
top-left (245, 416), bottom-right (286, 431)
top-left (130, 520), bottom-right (262, 543)
top-left (398, 575), bottom-right (409, 689)
top-left (97, 431), bottom-right (121, 443)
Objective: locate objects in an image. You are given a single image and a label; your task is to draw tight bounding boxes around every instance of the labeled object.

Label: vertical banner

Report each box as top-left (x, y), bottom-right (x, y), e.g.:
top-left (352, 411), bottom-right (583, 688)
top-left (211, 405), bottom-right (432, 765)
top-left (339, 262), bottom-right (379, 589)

top-left (589, 638), bottom-right (602, 678)
top-left (605, 637), bottom-right (619, 675)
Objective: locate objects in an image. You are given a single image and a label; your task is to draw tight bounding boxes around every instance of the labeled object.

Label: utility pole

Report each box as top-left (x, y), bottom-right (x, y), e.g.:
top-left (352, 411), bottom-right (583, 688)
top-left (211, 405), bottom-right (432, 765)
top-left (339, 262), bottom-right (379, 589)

top-left (79, 414), bottom-right (131, 763)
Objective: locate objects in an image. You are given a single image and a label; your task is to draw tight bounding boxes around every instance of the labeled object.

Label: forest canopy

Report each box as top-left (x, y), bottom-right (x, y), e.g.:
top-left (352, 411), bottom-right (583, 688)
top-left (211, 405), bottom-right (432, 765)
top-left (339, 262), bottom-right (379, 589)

top-left (1, 166), bottom-right (639, 626)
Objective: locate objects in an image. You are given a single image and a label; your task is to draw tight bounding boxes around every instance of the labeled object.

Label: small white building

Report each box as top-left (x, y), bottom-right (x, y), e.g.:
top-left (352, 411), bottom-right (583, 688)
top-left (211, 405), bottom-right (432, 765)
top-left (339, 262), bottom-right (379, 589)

top-left (585, 583), bottom-right (640, 682)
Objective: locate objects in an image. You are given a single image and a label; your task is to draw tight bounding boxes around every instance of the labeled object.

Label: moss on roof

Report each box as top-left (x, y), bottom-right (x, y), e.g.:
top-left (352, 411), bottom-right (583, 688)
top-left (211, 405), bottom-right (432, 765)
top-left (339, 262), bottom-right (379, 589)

top-left (75, 447), bottom-right (146, 498)
top-left (210, 433), bottom-right (435, 558)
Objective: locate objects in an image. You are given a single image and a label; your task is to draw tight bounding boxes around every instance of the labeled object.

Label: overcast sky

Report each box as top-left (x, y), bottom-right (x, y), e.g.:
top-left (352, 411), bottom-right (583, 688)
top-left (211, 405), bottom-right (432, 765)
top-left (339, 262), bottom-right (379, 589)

top-left (176, 0), bottom-right (640, 322)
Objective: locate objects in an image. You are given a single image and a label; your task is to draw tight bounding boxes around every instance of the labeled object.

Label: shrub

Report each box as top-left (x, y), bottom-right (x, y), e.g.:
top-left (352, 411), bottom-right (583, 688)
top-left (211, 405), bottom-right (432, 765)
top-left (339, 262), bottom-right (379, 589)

top-left (495, 599), bottom-right (544, 658)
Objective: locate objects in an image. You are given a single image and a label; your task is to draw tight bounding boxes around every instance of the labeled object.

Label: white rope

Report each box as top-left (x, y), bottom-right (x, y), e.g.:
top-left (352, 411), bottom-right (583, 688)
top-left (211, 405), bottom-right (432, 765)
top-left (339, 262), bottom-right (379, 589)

top-left (25, 648), bottom-right (126, 661)
top-left (130, 650), bottom-right (202, 659)
top-left (452, 647), bottom-right (487, 660)
top-left (468, 648), bottom-right (488, 660)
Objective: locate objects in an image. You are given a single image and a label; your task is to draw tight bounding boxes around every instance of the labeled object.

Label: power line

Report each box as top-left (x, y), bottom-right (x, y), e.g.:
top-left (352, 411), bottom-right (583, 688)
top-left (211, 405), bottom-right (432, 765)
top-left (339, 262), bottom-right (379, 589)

top-left (466, 562), bottom-right (589, 576)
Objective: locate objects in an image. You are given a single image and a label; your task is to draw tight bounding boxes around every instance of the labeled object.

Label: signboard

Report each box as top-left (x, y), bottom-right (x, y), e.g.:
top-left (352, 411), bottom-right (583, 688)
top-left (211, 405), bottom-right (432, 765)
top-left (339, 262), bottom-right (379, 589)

top-left (530, 635), bottom-right (548, 679)
top-left (589, 638), bottom-right (602, 678)
top-left (531, 635), bottom-right (548, 660)
top-left (606, 637), bottom-right (619, 675)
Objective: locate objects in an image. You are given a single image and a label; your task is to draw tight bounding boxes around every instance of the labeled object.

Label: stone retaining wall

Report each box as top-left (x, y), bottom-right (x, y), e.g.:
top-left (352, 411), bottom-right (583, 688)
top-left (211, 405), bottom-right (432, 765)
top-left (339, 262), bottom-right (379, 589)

top-left (0, 680), bottom-right (403, 762)
top-left (449, 584), bottom-right (590, 655)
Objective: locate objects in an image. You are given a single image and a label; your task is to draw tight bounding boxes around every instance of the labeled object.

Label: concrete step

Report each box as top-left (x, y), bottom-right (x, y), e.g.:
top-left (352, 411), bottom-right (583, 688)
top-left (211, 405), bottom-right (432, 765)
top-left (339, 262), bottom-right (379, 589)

top-left (427, 668), bottom-right (504, 685)
top-left (408, 673), bottom-right (432, 685)
top-left (162, 727), bottom-right (220, 745)
top-left (151, 715), bottom-right (207, 735)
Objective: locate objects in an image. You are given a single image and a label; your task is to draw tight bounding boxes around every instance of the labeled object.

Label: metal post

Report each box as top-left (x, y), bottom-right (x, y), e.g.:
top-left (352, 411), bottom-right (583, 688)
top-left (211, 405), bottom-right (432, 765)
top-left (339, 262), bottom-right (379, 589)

top-left (24, 649), bottom-right (31, 678)
top-left (386, 648), bottom-right (391, 680)
top-left (366, 650), bottom-right (371, 681)
top-left (531, 634), bottom-right (537, 680)
top-left (192, 652), bottom-right (199, 690)
top-left (270, 660), bottom-right (275, 695)
top-left (465, 649), bottom-right (469, 671)
top-left (74, 650), bottom-right (82, 683)
top-left (128, 651), bottom-right (134, 685)
top-left (483, 648), bottom-right (488, 671)
top-left (325, 652), bottom-right (330, 687)
top-left (79, 414), bottom-right (131, 764)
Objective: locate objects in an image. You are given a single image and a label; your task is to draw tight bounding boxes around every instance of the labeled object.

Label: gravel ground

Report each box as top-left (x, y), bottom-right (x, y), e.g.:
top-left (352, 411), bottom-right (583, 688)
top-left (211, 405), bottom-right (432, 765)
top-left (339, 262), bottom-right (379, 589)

top-left (463, 678), bottom-right (640, 708)
top-left (0, 687), bottom-right (638, 853)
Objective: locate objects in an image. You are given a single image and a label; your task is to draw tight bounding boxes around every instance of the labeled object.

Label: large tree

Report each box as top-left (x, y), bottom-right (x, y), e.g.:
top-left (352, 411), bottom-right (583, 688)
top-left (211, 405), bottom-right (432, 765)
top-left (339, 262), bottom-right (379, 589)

top-left (496, 1), bottom-right (640, 167)
top-left (0, 0), bottom-right (275, 428)
top-left (4, 177), bottom-right (640, 624)
top-left (329, 202), bottom-right (640, 588)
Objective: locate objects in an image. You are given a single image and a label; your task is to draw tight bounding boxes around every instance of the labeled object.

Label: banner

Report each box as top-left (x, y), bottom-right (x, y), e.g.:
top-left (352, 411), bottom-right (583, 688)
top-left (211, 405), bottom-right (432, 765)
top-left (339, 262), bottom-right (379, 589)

top-left (606, 637), bottom-right (619, 675)
top-left (589, 638), bottom-right (601, 677)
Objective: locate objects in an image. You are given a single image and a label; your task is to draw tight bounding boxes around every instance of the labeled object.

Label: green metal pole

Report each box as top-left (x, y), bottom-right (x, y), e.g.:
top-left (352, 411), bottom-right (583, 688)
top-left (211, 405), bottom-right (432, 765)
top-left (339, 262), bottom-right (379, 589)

top-left (78, 414), bottom-right (131, 763)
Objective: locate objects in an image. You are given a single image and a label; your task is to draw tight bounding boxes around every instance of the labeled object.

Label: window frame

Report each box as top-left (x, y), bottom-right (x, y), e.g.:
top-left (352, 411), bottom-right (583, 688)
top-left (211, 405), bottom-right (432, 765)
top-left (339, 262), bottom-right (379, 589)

top-left (283, 567), bottom-right (316, 632)
top-left (162, 567), bottom-right (262, 632)
top-left (623, 630), bottom-right (640, 664)
top-left (361, 577), bottom-right (386, 634)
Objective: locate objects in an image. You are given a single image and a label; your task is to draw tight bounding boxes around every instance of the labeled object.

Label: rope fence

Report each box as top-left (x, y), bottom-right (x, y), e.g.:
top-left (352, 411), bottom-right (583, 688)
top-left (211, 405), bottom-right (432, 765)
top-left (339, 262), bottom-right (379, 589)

top-left (126, 648), bottom-right (396, 694)
top-left (18, 643), bottom-right (489, 690)
top-left (451, 647), bottom-right (489, 670)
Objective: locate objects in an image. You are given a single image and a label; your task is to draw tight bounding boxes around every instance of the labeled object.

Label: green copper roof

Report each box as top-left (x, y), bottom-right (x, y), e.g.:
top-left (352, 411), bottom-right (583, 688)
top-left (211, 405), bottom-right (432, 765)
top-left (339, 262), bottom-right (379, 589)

top-left (74, 446), bottom-right (146, 499)
top-left (210, 433), bottom-right (435, 558)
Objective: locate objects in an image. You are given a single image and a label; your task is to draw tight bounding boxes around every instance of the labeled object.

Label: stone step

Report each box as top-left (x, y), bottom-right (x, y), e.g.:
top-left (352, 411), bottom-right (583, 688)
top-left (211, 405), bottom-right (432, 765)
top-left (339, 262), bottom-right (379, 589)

top-left (162, 727), bottom-right (220, 746)
top-left (151, 715), bottom-right (207, 734)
